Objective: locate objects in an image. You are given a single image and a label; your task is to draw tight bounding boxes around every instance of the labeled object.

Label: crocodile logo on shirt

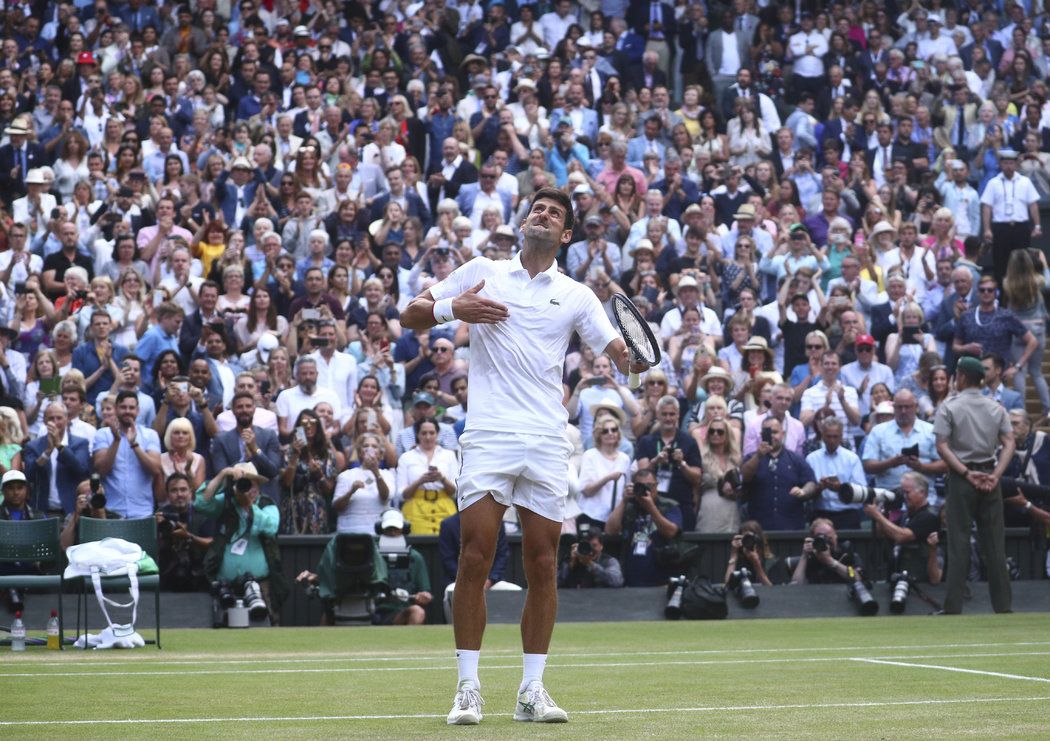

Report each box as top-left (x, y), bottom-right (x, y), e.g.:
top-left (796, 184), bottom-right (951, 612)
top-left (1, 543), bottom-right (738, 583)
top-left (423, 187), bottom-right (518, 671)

top-left (550, 299), bottom-right (560, 306)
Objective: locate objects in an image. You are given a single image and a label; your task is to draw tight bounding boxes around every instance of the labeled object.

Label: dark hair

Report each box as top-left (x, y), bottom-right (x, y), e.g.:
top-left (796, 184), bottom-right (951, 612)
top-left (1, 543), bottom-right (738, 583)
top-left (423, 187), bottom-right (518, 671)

top-left (150, 349), bottom-right (184, 385)
top-left (293, 408), bottom-right (330, 458)
top-left (531, 186), bottom-right (574, 232)
top-left (165, 471), bottom-right (191, 490)
top-left (413, 415), bottom-right (440, 439)
top-left (115, 389), bottom-right (139, 406)
top-left (231, 390), bottom-right (255, 405)
top-left (980, 352), bottom-right (1005, 371)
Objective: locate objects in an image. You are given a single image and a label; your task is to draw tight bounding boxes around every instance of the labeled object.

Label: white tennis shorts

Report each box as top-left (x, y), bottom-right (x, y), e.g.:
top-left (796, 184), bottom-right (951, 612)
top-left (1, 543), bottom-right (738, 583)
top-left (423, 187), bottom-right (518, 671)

top-left (457, 428), bottom-right (573, 522)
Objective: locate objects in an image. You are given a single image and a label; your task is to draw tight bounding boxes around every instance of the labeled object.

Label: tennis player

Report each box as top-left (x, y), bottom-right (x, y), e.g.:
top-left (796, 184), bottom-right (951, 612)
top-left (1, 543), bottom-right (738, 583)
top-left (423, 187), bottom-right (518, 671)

top-left (402, 187), bottom-right (644, 725)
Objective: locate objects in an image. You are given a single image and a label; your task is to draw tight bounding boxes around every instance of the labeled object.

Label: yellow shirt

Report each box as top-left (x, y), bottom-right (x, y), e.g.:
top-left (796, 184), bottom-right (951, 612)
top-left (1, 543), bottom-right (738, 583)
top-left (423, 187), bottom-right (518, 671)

top-left (196, 241), bottom-right (226, 277)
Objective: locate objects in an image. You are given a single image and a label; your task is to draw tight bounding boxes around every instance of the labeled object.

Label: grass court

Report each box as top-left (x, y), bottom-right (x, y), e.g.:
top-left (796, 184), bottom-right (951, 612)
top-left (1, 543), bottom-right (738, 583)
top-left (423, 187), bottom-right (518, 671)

top-left (1, 614), bottom-right (1048, 739)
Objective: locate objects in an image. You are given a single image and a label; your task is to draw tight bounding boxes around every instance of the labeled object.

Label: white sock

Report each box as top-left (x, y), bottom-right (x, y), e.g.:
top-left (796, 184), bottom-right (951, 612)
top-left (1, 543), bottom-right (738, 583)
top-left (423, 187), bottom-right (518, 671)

top-left (520, 653), bottom-right (547, 692)
top-left (456, 649), bottom-right (480, 689)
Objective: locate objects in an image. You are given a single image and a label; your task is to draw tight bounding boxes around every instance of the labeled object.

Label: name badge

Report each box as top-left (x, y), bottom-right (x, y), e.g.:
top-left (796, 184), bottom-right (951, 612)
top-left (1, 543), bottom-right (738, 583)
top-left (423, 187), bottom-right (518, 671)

top-left (230, 538), bottom-right (248, 556)
top-left (656, 468), bottom-right (672, 493)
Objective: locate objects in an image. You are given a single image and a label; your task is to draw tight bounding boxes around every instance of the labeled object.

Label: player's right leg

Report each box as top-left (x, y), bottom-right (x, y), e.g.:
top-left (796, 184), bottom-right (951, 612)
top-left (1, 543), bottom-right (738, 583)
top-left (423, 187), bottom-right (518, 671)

top-left (448, 492), bottom-right (507, 725)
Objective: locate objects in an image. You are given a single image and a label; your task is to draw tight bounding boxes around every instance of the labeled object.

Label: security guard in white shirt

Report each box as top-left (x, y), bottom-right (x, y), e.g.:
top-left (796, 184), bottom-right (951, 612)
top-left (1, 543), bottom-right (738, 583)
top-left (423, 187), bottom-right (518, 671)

top-left (981, 148), bottom-right (1042, 284)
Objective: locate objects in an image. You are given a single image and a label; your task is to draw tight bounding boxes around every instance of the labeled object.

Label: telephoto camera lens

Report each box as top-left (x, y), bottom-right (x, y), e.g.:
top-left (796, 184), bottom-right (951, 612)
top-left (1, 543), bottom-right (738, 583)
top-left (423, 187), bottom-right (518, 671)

top-left (729, 568), bottom-right (759, 608)
top-left (812, 533), bottom-right (830, 553)
top-left (212, 581), bottom-right (236, 609)
top-left (849, 578), bottom-right (880, 616)
top-left (665, 576), bottom-right (687, 620)
top-left (576, 539), bottom-right (593, 557)
top-left (741, 532), bottom-right (758, 551)
top-left (241, 578), bottom-right (268, 620)
top-left (89, 492), bottom-right (107, 510)
top-left (235, 478), bottom-right (254, 494)
top-left (838, 483), bottom-right (898, 506)
top-left (890, 571), bottom-right (911, 614)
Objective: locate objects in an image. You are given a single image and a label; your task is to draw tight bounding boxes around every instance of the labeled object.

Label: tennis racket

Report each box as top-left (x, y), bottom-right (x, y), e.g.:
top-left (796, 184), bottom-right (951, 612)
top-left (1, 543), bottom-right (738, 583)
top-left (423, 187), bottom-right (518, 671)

top-left (611, 293), bottom-right (661, 389)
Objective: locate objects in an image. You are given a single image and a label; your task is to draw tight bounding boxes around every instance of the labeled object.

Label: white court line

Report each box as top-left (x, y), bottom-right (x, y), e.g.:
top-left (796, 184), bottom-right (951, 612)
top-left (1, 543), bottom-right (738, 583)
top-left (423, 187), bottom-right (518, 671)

top-left (11, 640), bottom-right (1050, 668)
top-left (1, 696), bottom-right (1049, 727)
top-left (4, 651), bottom-right (1050, 679)
top-left (855, 658), bottom-right (1050, 684)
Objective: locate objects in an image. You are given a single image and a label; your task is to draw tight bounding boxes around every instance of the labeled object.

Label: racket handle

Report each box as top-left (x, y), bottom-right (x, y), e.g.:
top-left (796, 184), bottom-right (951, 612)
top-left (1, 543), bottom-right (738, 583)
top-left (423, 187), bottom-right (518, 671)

top-left (628, 371), bottom-right (641, 389)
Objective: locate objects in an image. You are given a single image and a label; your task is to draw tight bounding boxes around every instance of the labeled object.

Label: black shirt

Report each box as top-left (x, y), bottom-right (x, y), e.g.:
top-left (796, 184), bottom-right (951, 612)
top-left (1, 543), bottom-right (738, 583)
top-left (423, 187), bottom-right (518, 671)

top-left (42, 249), bottom-right (95, 297)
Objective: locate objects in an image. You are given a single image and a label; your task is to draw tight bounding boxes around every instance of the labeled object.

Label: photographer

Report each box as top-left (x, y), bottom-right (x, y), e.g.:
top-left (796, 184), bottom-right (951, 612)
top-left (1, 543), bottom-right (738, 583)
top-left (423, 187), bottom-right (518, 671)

top-left (373, 510), bottom-right (432, 625)
top-left (196, 463), bottom-right (283, 623)
top-left (59, 476), bottom-right (123, 551)
top-left (557, 526), bottom-right (624, 588)
top-left (724, 521), bottom-right (787, 587)
top-left (1002, 410), bottom-right (1050, 531)
top-left (862, 389), bottom-right (945, 507)
top-left (155, 473), bottom-right (214, 591)
top-left (805, 417), bottom-right (868, 529)
top-left (791, 519), bottom-right (857, 585)
top-left (865, 472), bottom-right (942, 585)
top-left (605, 468), bottom-right (683, 587)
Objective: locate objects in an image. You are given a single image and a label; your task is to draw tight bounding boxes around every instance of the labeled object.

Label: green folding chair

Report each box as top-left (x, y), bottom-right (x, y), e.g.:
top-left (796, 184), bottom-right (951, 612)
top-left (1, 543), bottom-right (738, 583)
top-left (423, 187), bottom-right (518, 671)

top-left (75, 517), bottom-right (161, 649)
top-left (0, 518), bottom-right (65, 648)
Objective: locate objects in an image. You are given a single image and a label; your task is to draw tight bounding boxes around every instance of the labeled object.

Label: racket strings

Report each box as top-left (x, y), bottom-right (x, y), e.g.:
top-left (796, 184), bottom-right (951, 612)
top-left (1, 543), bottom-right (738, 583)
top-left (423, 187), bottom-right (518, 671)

top-left (614, 305), bottom-right (658, 364)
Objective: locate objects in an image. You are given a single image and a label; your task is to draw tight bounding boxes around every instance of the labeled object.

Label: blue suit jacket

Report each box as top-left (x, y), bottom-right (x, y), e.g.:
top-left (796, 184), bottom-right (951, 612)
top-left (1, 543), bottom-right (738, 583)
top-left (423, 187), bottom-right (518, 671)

top-left (626, 135), bottom-right (666, 169)
top-left (215, 170), bottom-right (260, 227)
top-left (370, 191), bottom-right (432, 231)
top-left (72, 340), bottom-right (129, 397)
top-left (549, 107), bottom-right (601, 145)
top-left (119, 5), bottom-right (161, 32)
top-left (455, 184), bottom-right (513, 224)
top-left (22, 434), bottom-right (92, 515)
top-left (984, 386), bottom-right (1024, 411)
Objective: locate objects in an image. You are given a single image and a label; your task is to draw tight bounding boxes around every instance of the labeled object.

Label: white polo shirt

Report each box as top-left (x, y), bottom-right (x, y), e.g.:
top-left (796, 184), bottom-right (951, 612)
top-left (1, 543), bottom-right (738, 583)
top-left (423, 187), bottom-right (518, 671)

top-left (980, 172), bottom-right (1039, 223)
top-left (430, 254), bottom-right (619, 438)
top-left (275, 384), bottom-right (342, 428)
top-left (307, 349), bottom-right (359, 413)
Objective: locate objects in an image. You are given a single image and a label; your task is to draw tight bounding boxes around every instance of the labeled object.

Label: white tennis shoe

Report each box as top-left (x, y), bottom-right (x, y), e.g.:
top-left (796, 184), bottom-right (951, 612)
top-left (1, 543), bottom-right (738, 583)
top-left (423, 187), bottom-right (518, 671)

top-left (447, 680), bottom-right (484, 725)
top-left (513, 680), bottom-right (569, 723)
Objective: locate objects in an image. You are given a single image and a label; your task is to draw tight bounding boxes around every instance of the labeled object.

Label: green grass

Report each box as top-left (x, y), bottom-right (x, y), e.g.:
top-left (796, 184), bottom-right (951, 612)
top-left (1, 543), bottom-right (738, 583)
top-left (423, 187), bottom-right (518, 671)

top-left (2, 615), bottom-right (1049, 739)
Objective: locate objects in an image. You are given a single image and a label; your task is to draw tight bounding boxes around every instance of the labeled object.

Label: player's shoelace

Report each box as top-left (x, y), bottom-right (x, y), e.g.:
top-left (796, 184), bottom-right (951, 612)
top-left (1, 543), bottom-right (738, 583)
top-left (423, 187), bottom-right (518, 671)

top-left (524, 684), bottom-right (556, 712)
top-left (455, 686), bottom-right (485, 712)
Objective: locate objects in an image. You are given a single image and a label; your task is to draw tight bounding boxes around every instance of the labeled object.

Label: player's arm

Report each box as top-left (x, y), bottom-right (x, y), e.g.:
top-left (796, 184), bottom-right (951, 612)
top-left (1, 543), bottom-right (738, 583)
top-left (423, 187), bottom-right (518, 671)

top-left (401, 281), bottom-right (509, 331)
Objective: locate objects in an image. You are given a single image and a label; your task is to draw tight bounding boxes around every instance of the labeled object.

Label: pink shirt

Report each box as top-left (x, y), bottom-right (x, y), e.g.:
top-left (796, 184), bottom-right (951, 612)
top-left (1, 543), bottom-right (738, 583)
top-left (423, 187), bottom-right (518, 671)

top-left (595, 164), bottom-right (648, 198)
top-left (742, 411), bottom-right (806, 457)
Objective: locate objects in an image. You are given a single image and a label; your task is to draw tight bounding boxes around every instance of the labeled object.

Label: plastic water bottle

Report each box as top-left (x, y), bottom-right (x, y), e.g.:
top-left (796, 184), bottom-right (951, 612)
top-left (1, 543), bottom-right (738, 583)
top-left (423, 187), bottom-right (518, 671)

top-left (11, 611), bottom-right (26, 652)
top-left (46, 610), bottom-right (60, 650)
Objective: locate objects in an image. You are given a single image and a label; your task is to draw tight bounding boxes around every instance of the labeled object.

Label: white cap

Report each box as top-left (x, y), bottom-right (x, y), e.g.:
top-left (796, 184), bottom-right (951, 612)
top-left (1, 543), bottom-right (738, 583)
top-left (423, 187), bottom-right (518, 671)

top-left (380, 509), bottom-right (405, 531)
top-left (257, 332), bottom-right (279, 362)
top-left (2, 470), bottom-right (26, 486)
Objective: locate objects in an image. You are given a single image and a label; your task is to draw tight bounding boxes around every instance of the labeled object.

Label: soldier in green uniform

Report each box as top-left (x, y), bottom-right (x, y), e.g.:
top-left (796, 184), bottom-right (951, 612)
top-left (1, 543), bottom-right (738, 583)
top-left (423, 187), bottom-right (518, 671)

top-left (933, 356), bottom-right (1015, 614)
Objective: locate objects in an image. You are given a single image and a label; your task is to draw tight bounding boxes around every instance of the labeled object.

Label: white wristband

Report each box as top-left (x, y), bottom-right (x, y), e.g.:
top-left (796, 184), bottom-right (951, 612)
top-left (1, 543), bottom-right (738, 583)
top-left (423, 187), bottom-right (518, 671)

top-left (432, 297), bottom-right (456, 324)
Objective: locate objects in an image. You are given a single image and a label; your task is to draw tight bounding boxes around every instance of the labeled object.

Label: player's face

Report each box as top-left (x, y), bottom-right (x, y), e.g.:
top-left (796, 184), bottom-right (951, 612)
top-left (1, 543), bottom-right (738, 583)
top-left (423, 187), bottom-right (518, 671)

top-left (523, 198), bottom-right (572, 247)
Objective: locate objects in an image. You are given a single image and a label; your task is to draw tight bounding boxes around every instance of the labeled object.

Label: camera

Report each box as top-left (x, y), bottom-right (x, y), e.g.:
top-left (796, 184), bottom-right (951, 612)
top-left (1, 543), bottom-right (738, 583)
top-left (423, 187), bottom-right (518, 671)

top-left (838, 483), bottom-right (898, 506)
top-left (575, 523), bottom-right (597, 558)
top-left (88, 473), bottom-right (106, 511)
top-left (741, 531), bottom-right (758, 551)
top-left (312, 337), bottom-right (330, 347)
top-left (842, 549), bottom-right (879, 616)
top-left (889, 571), bottom-right (912, 614)
top-left (665, 575), bottom-right (688, 620)
top-left (727, 567), bottom-right (759, 608)
top-left (75, 290), bottom-right (89, 300)
top-left (13, 282), bottom-right (26, 294)
top-left (1000, 477), bottom-right (1050, 504)
top-left (761, 427), bottom-right (773, 445)
top-left (632, 482), bottom-right (650, 499)
top-left (212, 580), bottom-right (236, 609)
top-left (812, 533), bottom-right (830, 553)
top-left (434, 247), bottom-right (450, 257)
top-left (235, 478), bottom-right (254, 494)
top-left (720, 468), bottom-right (741, 497)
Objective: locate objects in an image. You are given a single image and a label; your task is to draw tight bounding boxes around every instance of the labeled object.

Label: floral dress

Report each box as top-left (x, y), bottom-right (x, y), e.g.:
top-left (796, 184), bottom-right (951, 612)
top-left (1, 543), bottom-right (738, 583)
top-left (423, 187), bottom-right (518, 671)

top-left (279, 449), bottom-right (337, 535)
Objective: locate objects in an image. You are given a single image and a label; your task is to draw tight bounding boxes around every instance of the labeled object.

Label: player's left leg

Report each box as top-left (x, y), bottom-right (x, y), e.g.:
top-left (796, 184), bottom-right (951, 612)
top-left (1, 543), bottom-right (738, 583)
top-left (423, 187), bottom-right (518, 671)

top-left (514, 506), bottom-right (568, 723)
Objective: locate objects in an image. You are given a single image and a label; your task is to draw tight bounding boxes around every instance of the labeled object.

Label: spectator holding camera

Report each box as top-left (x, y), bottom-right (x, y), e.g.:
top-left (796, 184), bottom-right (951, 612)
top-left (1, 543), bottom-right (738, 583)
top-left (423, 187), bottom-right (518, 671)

top-left (373, 510), bottom-right (432, 626)
top-left (59, 476), bottom-right (122, 550)
top-left (741, 417), bottom-right (818, 531)
top-left (724, 521), bottom-right (786, 587)
top-left (196, 463), bottom-right (281, 623)
top-left (635, 395), bottom-right (702, 531)
top-left (332, 433), bottom-right (393, 534)
top-left (862, 389), bottom-right (945, 506)
top-left (865, 472), bottom-right (942, 585)
top-left (805, 417), bottom-right (868, 530)
top-left (791, 518), bottom-right (856, 585)
top-left (696, 417), bottom-right (741, 534)
top-left (557, 526), bottom-right (624, 588)
top-left (605, 468), bottom-right (683, 587)
top-left (154, 472), bottom-right (214, 591)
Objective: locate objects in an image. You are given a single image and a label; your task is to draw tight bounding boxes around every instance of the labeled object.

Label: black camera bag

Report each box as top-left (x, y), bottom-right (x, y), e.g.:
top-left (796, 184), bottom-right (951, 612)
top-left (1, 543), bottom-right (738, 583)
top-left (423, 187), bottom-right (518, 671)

top-left (679, 576), bottom-right (728, 620)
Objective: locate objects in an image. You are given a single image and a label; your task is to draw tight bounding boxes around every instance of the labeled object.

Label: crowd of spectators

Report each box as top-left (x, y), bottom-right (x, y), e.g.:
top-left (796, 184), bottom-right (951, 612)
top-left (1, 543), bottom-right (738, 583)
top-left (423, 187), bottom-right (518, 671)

top-left (2, 0), bottom-right (1050, 611)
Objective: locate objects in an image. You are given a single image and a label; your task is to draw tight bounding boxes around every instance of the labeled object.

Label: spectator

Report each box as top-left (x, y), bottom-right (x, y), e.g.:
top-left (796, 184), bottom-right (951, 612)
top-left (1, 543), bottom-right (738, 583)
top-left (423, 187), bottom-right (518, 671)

top-left (19, 402), bottom-right (92, 517)
top-left (71, 310), bottom-right (128, 396)
top-left (865, 471), bottom-right (942, 585)
top-left (155, 418), bottom-right (206, 503)
top-left (605, 468), bottom-right (683, 587)
top-left (196, 463), bottom-right (282, 623)
top-left (332, 433), bottom-right (393, 534)
top-left (635, 395), bottom-right (702, 531)
top-left (275, 357), bottom-right (341, 439)
top-left (59, 476), bottom-right (124, 551)
top-left (396, 417), bottom-right (458, 535)
top-left (557, 526), bottom-right (624, 588)
top-left (153, 472), bottom-right (214, 591)
top-left (577, 415), bottom-right (631, 528)
top-left (741, 416), bottom-right (818, 531)
top-left (981, 353), bottom-right (1024, 411)
top-left (804, 417), bottom-right (868, 529)
top-left (91, 390), bottom-right (162, 518)
top-left (372, 509), bottom-right (432, 625)
top-left (279, 409), bottom-right (337, 535)
top-left (799, 351), bottom-right (861, 438)
top-left (724, 520), bottom-right (788, 586)
top-left (862, 389), bottom-right (945, 505)
top-left (696, 416), bottom-right (742, 534)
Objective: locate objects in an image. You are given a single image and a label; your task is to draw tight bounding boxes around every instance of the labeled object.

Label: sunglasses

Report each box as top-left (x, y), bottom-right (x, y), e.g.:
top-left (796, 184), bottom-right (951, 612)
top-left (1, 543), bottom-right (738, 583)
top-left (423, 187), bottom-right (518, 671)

top-left (431, 346), bottom-right (451, 353)
top-left (708, 428), bottom-right (726, 436)
top-left (978, 286), bottom-right (996, 293)
top-left (646, 380), bottom-right (666, 386)
top-left (806, 344), bottom-right (824, 350)
top-left (600, 427), bottom-right (619, 434)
